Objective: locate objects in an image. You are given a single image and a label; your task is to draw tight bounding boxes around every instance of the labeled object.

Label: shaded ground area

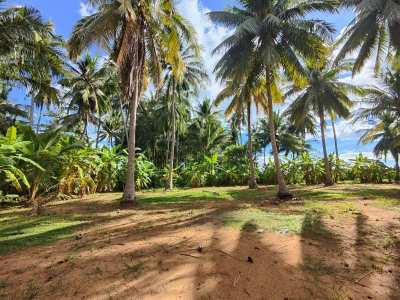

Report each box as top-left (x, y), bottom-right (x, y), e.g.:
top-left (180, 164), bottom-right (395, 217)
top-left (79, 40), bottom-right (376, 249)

top-left (0, 184), bottom-right (399, 300)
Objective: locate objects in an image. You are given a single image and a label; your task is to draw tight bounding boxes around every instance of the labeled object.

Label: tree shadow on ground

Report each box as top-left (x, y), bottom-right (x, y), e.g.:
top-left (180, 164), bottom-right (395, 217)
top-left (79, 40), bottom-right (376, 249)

top-left (0, 216), bottom-right (83, 255)
top-left (299, 208), bottom-right (344, 298)
top-left (191, 221), bottom-right (306, 300)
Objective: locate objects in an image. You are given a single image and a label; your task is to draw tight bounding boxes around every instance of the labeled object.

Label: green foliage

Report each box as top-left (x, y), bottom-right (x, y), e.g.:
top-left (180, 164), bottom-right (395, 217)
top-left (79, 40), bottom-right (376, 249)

top-left (350, 154), bottom-right (391, 184)
top-left (0, 126), bottom-right (43, 192)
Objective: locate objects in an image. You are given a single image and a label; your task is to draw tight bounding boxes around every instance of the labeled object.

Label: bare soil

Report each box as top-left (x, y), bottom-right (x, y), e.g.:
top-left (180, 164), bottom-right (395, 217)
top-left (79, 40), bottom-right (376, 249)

top-left (0, 187), bottom-right (399, 300)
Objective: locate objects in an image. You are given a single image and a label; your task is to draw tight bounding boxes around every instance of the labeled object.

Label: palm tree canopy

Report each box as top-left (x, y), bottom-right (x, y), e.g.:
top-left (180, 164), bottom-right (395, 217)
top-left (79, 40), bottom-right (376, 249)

top-left (285, 58), bottom-right (361, 128)
top-left (60, 54), bottom-right (109, 128)
top-left (68, 0), bottom-right (198, 92)
top-left (336, 0), bottom-right (400, 73)
top-left (360, 112), bottom-right (400, 158)
top-left (209, 0), bottom-right (337, 85)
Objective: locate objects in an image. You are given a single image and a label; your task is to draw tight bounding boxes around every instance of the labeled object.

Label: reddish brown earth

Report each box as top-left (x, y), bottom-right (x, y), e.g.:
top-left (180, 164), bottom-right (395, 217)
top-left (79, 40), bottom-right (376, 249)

top-left (0, 190), bottom-right (399, 300)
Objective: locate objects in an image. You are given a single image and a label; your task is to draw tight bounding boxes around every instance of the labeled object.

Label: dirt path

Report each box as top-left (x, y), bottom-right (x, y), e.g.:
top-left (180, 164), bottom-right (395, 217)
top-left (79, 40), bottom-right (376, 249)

top-left (0, 197), bottom-right (399, 300)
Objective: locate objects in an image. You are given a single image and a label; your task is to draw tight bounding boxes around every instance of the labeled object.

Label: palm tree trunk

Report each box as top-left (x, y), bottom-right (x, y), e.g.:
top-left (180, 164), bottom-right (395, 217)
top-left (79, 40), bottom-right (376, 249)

top-left (30, 98), bottom-right (35, 127)
top-left (264, 147), bottom-right (266, 166)
top-left (247, 102), bottom-right (257, 189)
top-left (318, 106), bottom-right (334, 186)
top-left (119, 95), bottom-right (129, 144)
top-left (121, 19), bottom-right (146, 205)
top-left (95, 116), bottom-right (101, 148)
top-left (81, 120), bottom-right (88, 142)
top-left (265, 77), bottom-right (291, 199)
top-left (36, 105), bottom-right (43, 133)
top-left (238, 122), bottom-right (242, 145)
top-left (168, 100), bottom-right (176, 190)
top-left (332, 117), bottom-right (340, 159)
top-left (395, 153), bottom-right (400, 184)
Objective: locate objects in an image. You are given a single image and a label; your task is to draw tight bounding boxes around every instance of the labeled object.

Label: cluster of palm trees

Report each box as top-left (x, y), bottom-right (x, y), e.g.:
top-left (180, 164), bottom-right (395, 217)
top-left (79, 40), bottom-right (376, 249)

top-left (1, 0), bottom-right (400, 204)
top-left (209, 0), bottom-right (400, 196)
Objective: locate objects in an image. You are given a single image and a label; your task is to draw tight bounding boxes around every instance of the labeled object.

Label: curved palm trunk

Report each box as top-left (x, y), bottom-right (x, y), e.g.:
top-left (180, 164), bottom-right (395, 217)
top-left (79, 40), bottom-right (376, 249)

top-left (121, 18), bottom-right (146, 205)
top-left (95, 116), bottom-right (101, 148)
top-left (395, 152), bottom-right (400, 184)
top-left (332, 117), bottom-right (340, 159)
top-left (247, 102), bottom-right (257, 189)
top-left (318, 106), bottom-right (334, 186)
top-left (168, 100), bottom-right (176, 190)
top-left (265, 78), bottom-right (291, 199)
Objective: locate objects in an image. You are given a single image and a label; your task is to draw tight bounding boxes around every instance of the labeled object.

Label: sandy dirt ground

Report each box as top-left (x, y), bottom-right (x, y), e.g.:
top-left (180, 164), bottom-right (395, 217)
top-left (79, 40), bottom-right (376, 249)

top-left (0, 190), bottom-right (399, 300)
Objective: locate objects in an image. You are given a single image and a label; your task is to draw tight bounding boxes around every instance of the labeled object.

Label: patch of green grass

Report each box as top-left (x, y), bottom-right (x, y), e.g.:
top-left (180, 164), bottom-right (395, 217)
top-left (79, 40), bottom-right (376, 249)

top-left (373, 198), bottom-right (400, 209)
top-left (222, 208), bottom-right (304, 233)
top-left (137, 187), bottom-right (273, 205)
top-left (304, 201), bottom-right (358, 216)
top-left (0, 215), bottom-right (84, 255)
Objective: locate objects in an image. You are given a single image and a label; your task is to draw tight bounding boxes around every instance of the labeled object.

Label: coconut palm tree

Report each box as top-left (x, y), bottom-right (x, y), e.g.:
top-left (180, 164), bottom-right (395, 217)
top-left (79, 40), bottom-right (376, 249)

top-left (69, 0), bottom-right (197, 204)
top-left (255, 112), bottom-right (310, 164)
top-left (337, 0), bottom-right (400, 73)
top-left (209, 0), bottom-right (336, 198)
top-left (329, 111), bottom-right (340, 159)
top-left (215, 70), bottom-right (268, 190)
top-left (60, 54), bottom-right (108, 144)
top-left (0, 83), bottom-right (28, 131)
top-left (161, 45), bottom-right (207, 190)
top-left (188, 99), bottom-right (227, 158)
top-left (0, 2), bottom-right (65, 128)
top-left (356, 68), bottom-right (400, 183)
top-left (360, 113), bottom-right (400, 183)
top-left (357, 69), bottom-right (400, 120)
top-left (286, 58), bottom-right (361, 186)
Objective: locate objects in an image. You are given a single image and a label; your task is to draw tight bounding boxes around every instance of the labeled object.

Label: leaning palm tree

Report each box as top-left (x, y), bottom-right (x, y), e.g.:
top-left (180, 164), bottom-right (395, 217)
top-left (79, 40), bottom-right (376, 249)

top-left (337, 0), bottom-right (400, 73)
top-left (209, 0), bottom-right (336, 198)
top-left (69, 0), bottom-right (197, 204)
top-left (286, 58), bottom-right (361, 186)
top-left (360, 113), bottom-right (400, 183)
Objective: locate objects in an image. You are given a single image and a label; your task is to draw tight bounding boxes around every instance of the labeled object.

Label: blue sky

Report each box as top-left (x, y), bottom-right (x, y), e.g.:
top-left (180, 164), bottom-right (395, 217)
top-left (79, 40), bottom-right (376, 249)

top-left (6, 0), bottom-right (391, 164)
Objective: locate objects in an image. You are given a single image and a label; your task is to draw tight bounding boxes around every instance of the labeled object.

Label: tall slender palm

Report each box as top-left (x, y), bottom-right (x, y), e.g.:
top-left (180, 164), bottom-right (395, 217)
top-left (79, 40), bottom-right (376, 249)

top-left (209, 0), bottom-right (336, 198)
top-left (329, 111), bottom-right (340, 159)
top-left (162, 45), bottom-right (207, 190)
top-left (286, 59), bottom-right (361, 185)
top-left (215, 71), bottom-right (268, 189)
top-left (360, 113), bottom-right (400, 183)
top-left (337, 0), bottom-right (400, 73)
top-left (60, 55), bottom-right (107, 144)
top-left (69, 0), bottom-right (197, 204)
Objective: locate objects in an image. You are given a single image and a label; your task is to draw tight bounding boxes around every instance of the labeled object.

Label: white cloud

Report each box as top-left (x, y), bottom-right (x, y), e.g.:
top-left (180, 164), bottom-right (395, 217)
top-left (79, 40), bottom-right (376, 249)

top-left (176, 0), bottom-right (230, 104)
top-left (79, 2), bottom-right (96, 17)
